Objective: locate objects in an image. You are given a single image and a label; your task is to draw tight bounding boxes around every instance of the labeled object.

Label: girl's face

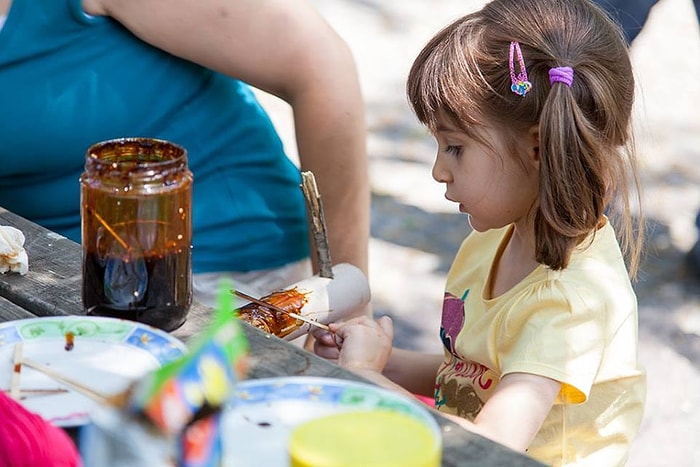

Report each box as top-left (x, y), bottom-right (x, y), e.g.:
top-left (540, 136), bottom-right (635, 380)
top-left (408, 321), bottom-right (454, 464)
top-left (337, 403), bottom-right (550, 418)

top-left (431, 120), bottom-right (540, 233)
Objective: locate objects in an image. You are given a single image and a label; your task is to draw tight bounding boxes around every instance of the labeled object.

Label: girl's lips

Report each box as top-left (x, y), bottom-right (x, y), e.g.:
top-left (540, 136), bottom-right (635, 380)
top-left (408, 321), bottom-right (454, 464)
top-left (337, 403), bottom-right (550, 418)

top-left (445, 195), bottom-right (467, 214)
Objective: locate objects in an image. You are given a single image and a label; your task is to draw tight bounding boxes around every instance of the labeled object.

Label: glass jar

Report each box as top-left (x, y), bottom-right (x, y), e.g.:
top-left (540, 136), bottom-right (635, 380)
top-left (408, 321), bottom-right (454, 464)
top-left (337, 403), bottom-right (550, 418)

top-left (80, 138), bottom-right (193, 332)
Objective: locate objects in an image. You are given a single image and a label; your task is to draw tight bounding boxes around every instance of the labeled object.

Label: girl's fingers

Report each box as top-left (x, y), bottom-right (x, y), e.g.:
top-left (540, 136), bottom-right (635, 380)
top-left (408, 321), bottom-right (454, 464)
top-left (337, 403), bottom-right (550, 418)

top-left (376, 315), bottom-right (394, 340)
top-left (315, 330), bottom-right (336, 346)
top-left (314, 336), bottom-right (341, 360)
top-left (311, 327), bottom-right (331, 341)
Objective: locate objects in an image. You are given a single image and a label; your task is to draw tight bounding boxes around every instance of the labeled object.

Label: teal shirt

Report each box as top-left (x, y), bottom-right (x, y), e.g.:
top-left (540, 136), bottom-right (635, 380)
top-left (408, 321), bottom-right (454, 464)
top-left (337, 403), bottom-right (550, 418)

top-left (0, 0), bottom-right (309, 273)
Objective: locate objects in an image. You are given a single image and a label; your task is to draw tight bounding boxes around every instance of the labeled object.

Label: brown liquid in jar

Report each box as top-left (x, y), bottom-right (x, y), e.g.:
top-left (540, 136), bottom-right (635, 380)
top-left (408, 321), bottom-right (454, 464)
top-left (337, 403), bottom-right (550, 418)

top-left (81, 138), bottom-right (193, 332)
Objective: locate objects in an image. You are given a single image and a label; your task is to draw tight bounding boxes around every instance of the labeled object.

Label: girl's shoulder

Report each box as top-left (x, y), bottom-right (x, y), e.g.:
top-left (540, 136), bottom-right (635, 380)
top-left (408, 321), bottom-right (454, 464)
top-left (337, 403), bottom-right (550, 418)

top-left (567, 220), bottom-right (631, 280)
top-left (519, 223), bottom-right (635, 314)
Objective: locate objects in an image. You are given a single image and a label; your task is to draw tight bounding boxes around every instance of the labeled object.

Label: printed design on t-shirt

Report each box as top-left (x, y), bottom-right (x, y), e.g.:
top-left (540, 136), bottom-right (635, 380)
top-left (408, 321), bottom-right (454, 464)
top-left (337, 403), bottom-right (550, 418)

top-left (435, 370), bottom-right (484, 419)
top-left (440, 289), bottom-right (468, 355)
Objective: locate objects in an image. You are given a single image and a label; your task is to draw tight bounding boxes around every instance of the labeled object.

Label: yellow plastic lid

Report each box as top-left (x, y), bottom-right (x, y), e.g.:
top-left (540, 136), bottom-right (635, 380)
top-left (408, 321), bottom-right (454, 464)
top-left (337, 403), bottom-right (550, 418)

top-left (288, 410), bottom-right (441, 467)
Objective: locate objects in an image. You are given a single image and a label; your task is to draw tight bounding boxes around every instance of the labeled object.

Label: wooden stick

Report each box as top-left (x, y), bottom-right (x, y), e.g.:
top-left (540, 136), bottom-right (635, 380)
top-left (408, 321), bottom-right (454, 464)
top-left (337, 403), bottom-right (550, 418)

top-left (233, 289), bottom-right (331, 331)
top-left (89, 208), bottom-right (130, 251)
top-left (10, 342), bottom-right (23, 400)
top-left (301, 171), bottom-right (334, 279)
top-left (2, 388), bottom-right (69, 399)
top-left (19, 358), bottom-right (127, 407)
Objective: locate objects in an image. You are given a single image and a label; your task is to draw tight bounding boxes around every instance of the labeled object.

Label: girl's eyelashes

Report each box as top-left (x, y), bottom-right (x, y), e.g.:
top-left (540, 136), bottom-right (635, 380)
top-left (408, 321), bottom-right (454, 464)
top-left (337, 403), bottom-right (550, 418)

top-left (445, 145), bottom-right (462, 156)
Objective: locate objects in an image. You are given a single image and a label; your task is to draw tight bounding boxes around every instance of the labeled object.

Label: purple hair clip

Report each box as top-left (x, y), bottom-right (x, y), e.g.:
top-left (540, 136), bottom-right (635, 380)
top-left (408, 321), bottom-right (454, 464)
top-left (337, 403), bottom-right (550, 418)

top-left (549, 66), bottom-right (574, 87)
top-left (509, 41), bottom-right (532, 97)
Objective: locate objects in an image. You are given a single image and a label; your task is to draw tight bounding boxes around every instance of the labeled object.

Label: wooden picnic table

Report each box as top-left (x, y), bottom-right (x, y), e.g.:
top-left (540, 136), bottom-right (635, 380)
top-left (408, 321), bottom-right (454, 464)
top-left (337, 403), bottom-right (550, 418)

top-left (0, 206), bottom-right (543, 467)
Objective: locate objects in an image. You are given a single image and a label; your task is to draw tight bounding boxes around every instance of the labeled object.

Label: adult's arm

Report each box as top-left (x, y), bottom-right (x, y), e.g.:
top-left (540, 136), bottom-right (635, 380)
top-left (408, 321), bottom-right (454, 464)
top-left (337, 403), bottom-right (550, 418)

top-left (85, 0), bottom-right (371, 286)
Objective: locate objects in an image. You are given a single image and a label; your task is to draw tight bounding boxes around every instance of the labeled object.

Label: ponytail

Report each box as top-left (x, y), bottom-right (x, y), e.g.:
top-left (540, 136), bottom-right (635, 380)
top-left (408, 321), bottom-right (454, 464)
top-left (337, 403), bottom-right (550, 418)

top-left (536, 71), bottom-right (609, 270)
top-left (535, 57), bottom-right (642, 276)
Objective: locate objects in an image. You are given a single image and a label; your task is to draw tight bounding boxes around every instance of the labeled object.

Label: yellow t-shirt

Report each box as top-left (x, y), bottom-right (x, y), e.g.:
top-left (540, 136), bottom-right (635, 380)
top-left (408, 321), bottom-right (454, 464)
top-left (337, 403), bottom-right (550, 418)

top-left (435, 221), bottom-right (645, 466)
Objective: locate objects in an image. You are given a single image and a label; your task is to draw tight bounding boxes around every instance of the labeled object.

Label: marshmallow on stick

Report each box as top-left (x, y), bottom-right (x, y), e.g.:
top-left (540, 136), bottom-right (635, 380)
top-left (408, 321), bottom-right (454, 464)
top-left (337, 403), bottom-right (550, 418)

top-left (237, 171), bottom-right (370, 340)
top-left (236, 263), bottom-right (370, 341)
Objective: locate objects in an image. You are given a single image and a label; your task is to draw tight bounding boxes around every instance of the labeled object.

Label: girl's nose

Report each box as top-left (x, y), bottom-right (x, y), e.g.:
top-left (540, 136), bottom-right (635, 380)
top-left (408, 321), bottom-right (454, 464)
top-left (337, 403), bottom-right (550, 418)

top-left (432, 155), bottom-right (451, 183)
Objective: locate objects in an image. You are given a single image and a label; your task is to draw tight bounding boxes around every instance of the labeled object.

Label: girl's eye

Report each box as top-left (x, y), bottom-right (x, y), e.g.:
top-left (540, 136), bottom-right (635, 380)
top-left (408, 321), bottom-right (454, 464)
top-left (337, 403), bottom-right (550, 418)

top-left (445, 145), bottom-right (462, 156)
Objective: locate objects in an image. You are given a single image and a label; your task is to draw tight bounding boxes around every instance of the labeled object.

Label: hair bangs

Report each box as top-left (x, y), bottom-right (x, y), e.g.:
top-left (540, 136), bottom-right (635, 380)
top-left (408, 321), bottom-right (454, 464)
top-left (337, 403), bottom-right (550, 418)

top-left (407, 17), bottom-right (486, 136)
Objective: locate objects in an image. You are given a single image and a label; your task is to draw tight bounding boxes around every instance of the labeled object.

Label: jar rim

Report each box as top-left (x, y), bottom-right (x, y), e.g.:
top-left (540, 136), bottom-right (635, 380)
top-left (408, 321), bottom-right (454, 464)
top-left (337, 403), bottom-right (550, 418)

top-left (84, 137), bottom-right (190, 183)
top-left (86, 137), bottom-right (187, 166)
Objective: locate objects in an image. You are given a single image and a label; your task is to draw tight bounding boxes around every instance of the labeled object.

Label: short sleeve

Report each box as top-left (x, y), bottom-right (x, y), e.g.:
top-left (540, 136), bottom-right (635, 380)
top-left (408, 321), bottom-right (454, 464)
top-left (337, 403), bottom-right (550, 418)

top-left (496, 279), bottom-right (607, 404)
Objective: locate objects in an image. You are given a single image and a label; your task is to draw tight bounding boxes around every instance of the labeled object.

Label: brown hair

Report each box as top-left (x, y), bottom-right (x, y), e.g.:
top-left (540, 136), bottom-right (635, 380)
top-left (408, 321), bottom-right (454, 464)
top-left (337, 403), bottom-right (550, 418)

top-left (407, 0), bottom-right (643, 277)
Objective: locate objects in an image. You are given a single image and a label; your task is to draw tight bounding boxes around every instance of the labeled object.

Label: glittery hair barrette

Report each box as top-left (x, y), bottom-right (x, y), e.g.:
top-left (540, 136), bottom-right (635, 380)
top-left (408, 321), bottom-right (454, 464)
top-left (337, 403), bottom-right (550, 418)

top-left (509, 41), bottom-right (532, 97)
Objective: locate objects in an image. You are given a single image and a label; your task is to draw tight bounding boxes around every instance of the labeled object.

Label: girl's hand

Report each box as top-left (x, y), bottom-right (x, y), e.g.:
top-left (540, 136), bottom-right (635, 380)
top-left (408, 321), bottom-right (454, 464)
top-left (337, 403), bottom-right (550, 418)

top-left (312, 327), bottom-right (341, 360)
top-left (331, 316), bottom-right (394, 374)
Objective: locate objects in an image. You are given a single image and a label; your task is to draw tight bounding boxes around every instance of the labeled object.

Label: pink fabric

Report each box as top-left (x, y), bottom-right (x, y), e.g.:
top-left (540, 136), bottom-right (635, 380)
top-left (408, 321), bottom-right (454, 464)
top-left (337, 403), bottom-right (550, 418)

top-left (0, 392), bottom-right (82, 467)
top-left (414, 394), bottom-right (436, 408)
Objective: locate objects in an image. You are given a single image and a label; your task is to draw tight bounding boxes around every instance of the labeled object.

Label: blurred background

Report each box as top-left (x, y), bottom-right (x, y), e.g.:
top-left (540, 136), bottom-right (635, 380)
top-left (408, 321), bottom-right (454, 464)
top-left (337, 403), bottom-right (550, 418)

top-left (257, 1), bottom-right (700, 465)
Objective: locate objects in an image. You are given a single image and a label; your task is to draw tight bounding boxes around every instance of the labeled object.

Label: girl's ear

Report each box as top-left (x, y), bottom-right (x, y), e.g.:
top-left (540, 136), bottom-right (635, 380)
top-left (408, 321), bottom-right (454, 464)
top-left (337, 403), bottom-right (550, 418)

top-left (526, 125), bottom-right (540, 165)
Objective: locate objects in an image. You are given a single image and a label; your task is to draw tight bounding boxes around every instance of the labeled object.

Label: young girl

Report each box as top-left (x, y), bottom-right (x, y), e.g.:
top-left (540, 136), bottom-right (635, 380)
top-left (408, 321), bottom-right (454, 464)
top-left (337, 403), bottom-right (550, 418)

top-left (314, 0), bottom-right (645, 465)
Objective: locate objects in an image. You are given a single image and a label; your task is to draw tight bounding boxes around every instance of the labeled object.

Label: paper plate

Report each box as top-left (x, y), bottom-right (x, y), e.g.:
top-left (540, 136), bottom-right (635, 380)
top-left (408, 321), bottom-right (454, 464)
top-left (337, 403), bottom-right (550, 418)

top-left (221, 376), bottom-right (442, 466)
top-left (0, 315), bottom-right (187, 426)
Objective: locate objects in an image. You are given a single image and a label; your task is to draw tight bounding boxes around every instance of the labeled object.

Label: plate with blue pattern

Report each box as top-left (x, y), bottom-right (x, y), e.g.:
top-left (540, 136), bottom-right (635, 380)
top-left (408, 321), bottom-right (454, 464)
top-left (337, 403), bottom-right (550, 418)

top-left (0, 315), bottom-right (187, 426)
top-left (221, 376), bottom-right (442, 466)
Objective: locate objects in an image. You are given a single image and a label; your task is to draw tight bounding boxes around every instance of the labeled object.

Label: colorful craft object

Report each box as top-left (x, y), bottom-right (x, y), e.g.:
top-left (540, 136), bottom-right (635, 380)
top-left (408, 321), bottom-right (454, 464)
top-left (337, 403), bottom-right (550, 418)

top-left (129, 282), bottom-right (249, 435)
top-left (178, 412), bottom-right (223, 467)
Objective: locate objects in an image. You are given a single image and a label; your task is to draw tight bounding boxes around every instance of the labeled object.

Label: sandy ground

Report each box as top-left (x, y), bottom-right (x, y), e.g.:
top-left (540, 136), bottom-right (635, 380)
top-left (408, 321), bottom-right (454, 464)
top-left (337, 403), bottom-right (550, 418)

top-left (258, 1), bottom-right (700, 465)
